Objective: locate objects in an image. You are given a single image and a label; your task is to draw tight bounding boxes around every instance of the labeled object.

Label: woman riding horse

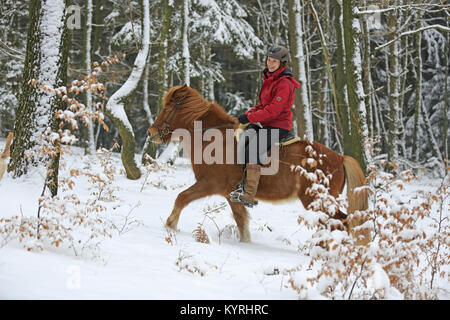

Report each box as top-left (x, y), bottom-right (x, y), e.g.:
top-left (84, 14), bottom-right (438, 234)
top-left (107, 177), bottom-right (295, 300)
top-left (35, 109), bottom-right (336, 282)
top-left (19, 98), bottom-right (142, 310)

top-left (230, 46), bottom-right (301, 207)
top-left (147, 48), bottom-right (370, 245)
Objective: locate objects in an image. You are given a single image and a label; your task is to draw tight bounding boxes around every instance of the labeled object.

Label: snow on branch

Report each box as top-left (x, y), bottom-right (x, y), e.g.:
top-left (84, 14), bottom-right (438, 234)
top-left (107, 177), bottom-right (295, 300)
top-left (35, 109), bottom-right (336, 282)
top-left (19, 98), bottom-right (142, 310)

top-left (374, 24), bottom-right (450, 53)
top-left (357, 4), bottom-right (450, 15)
top-left (106, 0), bottom-right (150, 135)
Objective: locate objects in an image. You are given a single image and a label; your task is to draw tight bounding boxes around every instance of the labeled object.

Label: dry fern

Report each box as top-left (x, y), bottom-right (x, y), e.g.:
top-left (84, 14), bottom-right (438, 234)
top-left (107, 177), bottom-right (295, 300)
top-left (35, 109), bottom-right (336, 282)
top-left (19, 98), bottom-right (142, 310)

top-left (192, 224), bottom-right (210, 244)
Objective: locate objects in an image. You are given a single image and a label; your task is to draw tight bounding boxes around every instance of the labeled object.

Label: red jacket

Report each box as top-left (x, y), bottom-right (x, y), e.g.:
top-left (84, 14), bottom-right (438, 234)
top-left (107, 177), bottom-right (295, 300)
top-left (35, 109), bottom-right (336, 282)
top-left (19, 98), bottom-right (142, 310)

top-left (246, 67), bottom-right (301, 131)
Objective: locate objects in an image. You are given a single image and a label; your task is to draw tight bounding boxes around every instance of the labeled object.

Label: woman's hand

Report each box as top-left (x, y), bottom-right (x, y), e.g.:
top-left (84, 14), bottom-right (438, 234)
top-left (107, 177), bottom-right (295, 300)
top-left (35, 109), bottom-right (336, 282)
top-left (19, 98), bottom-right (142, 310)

top-left (238, 114), bottom-right (250, 124)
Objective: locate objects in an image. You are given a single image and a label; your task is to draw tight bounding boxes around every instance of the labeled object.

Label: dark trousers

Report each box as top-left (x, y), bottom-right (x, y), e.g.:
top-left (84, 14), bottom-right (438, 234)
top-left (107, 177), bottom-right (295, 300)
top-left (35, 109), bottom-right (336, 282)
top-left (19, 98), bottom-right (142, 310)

top-left (238, 125), bottom-right (289, 166)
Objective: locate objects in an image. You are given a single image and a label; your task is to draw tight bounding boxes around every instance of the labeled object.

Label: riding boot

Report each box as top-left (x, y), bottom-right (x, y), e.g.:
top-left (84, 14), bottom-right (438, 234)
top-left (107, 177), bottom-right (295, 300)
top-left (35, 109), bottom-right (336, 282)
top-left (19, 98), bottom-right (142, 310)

top-left (238, 163), bottom-right (261, 207)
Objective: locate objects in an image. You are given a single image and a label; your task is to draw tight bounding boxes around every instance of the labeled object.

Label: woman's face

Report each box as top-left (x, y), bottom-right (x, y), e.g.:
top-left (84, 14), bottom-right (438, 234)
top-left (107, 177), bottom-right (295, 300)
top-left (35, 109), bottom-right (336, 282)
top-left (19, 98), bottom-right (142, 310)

top-left (266, 57), bottom-right (281, 73)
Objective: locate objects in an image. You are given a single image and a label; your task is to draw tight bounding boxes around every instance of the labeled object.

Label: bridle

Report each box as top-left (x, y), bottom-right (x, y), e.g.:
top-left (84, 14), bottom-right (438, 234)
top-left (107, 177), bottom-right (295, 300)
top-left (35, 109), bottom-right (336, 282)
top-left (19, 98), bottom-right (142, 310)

top-left (151, 96), bottom-right (187, 140)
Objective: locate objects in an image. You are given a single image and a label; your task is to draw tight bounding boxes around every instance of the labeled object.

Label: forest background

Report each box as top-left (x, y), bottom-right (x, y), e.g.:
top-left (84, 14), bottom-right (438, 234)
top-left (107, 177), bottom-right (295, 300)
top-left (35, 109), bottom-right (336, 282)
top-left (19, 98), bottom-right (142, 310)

top-left (0, 0), bottom-right (448, 182)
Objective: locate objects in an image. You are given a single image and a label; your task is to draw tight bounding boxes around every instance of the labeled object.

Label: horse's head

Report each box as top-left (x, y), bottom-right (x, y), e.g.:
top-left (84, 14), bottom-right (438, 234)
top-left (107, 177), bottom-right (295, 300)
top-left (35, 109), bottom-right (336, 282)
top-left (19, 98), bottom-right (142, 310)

top-left (148, 84), bottom-right (193, 144)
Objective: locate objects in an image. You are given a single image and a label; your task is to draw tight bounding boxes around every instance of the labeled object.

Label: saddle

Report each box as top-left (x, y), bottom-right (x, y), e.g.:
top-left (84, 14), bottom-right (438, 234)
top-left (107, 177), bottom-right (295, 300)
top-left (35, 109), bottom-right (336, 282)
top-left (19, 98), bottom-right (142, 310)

top-left (234, 123), bottom-right (301, 146)
top-left (275, 130), bottom-right (301, 147)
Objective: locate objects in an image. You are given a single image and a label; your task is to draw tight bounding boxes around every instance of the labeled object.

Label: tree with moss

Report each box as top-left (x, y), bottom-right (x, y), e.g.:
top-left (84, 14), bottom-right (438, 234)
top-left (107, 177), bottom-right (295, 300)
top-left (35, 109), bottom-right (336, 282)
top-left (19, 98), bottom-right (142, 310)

top-left (106, 0), bottom-right (150, 180)
top-left (9, 0), bottom-right (69, 196)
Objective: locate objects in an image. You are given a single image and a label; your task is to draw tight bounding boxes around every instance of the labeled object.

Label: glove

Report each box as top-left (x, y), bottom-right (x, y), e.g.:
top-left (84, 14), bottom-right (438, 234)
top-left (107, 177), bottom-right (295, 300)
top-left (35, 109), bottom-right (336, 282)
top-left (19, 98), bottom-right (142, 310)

top-left (238, 113), bottom-right (250, 124)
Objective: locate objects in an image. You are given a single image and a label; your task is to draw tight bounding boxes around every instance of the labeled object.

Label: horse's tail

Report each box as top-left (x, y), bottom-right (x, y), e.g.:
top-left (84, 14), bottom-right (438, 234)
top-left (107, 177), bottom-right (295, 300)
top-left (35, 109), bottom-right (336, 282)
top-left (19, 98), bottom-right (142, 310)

top-left (343, 155), bottom-right (368, 214)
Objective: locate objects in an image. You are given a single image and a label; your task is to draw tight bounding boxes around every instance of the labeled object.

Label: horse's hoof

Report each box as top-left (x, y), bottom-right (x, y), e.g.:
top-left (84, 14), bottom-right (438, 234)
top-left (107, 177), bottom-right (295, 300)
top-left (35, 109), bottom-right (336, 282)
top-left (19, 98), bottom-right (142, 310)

top-left (239, 229), bottom-right (251, 243)
top-left (165, 219), bottom-right (179, 232)
top-left (165, 225), bottom-right (179, 233)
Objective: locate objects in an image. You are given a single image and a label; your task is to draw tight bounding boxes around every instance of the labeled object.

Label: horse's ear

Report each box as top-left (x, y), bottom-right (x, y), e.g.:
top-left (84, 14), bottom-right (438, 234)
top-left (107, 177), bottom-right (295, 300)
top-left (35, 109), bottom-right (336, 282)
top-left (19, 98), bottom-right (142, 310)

top-left (182, 84), bottom-right (188, 88)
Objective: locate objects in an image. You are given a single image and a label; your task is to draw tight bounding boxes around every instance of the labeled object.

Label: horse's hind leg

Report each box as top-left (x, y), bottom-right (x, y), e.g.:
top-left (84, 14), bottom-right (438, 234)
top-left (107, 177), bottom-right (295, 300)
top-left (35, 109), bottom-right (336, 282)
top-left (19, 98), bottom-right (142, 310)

top-left (166, 181), bottom-right (212, 230)
top-left (226, 199), bottom-right (251, 243)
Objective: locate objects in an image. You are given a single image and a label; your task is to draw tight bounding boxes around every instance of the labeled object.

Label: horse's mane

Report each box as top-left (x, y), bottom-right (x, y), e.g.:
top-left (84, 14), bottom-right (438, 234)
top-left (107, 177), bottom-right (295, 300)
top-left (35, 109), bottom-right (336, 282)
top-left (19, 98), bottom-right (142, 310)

top-left (164, 85), bottom-right (238, 128)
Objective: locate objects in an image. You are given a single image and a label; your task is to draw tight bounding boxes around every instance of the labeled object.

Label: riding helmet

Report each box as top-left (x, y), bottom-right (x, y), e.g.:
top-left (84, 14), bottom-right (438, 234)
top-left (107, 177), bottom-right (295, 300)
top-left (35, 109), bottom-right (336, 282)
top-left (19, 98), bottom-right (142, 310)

top-left (266, 46), bottom-right (289, 63)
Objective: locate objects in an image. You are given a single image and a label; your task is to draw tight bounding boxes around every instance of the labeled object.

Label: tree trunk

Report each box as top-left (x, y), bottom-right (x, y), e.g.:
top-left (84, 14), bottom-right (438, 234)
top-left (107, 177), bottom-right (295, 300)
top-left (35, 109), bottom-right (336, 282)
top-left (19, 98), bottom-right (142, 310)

top-left (157, 0), bottom-right (172, 113)
top-left (309, 0), bottom-right (335, 144)
top-left (412, 11), bottom-right (422, 163)
top-left (106, 0), bottom-right (150, 180)
top-left (398, 32), bottom-right (408, 159)
top-left (142, 0), bottom-right (172, 162)
top-left (288, 0), bottom-right (313, 141)
top-left (83, 0), bottom-right (95, 155)
top-left (9, 0), bottom-right (68, 196)
top-left (361, 0), bottom-right (372, 140)
top-left (181, 0), bottom-right (190, 86)
top-left (206, 44), bottom-right (215, 101)
top-left (142, 51), bottom-right (152, 125)
top-left (8, 0), bottom-right (43, 177)
top-left (342, 0), bottom-right (370, 171)
top-left (334, 0), bottom-right (351, 155)
top-left (421, 101), bottom-right (443, 164)
top-left (315, 0), bottom-right (330, 146)
top-left (47, 0), bottom-right (70, 197)
top-left (444, 17), bottom-right (449, 164)
top-left (387, 1), bottom-right (401, 170)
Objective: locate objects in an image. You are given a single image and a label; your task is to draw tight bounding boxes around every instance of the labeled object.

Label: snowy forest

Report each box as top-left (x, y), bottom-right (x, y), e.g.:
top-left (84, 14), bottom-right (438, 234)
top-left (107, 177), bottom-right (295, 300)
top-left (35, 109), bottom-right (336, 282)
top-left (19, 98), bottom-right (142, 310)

top-left (0, 0), bottom-right (449, 301)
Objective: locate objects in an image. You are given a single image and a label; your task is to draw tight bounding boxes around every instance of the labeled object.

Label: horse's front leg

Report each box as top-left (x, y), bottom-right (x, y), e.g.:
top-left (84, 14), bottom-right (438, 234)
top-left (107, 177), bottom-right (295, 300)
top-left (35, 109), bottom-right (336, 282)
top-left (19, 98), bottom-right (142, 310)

top-left (166, 180), bottom-right (213, 231)
top-left (226, 199), bottom-right (251, 243)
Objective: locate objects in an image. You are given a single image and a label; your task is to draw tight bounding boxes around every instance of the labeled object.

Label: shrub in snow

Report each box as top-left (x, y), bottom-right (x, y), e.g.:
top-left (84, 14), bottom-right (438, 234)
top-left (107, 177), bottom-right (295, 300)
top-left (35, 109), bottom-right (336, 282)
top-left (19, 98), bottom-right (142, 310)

top-left (191, 202), bottom-right (228, 245)
top-left (0, 192), bottom-right (113, 258)
top-left (175, 250), bottom-right (218, 277)
top-left (220, 224), bottom-right (240, 241)
top-left (90, 147), bottom-right (120, 202)
top-left (139, 157), bottom-right (184, 192)
top-left (0, 59), bottom-right (136, 258)
top-left (289, 160), bottom-right (449, 300)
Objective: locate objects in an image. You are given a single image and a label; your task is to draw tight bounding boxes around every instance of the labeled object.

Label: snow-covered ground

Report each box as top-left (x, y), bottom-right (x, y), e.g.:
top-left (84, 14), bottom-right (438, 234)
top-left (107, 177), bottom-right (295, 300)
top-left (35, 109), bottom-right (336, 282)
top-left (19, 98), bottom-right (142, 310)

top-left (0, 140), bottom-right (448, 300)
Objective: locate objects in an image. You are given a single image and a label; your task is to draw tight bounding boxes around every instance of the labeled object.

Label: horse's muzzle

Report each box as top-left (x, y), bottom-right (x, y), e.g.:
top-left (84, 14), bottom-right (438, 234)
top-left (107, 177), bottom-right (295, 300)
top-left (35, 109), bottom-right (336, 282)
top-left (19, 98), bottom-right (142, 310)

top-left (148, 126), bottom-right (163, 144)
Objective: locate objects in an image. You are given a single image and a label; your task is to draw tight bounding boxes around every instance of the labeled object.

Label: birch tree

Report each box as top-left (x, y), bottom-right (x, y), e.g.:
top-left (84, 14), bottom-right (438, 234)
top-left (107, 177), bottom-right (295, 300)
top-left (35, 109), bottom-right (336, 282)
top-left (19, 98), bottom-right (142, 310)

top-left (84, 0), bottom-right (95, 155)
top-left (181, 0), bottom-right (190, 86)
top-left (386, 1), bottom-right (402, 169)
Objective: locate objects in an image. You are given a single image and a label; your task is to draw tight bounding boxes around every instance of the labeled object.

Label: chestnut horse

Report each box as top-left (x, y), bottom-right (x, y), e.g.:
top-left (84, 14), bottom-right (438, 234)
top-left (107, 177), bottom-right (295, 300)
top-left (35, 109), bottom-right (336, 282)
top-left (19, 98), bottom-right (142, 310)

top-left (148, 85), bottom-right (369, 244)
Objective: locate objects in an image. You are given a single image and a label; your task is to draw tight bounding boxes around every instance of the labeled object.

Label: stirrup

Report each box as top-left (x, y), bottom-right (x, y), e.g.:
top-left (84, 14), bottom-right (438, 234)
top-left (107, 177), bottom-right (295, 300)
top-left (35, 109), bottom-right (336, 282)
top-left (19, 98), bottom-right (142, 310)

top-left (229, 185), bottom-right (244, 202)
top-left (230, 166), bottom-right (248, 203)
top-left (229, 189), bottom-right (258, 207)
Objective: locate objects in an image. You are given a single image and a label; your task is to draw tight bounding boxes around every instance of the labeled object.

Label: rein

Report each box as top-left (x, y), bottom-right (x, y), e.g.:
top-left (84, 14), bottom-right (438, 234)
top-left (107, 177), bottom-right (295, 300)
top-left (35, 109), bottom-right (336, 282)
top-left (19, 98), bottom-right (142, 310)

top-left (186, 123), bottom-right (237, 133)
